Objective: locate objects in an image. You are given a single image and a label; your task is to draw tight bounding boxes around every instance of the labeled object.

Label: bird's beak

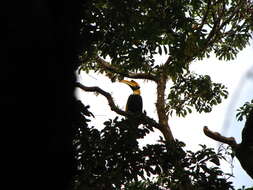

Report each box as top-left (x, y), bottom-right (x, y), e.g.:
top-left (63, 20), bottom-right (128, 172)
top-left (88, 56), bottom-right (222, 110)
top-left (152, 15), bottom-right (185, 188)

top-left (119, 80), bottom-right (133, 86)
top-left (120, 79), bottom-right (141, 94)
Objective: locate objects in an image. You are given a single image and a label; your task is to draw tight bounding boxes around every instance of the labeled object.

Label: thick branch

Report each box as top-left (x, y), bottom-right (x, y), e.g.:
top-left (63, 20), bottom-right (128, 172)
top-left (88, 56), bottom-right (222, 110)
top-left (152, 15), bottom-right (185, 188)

top-left (76, 82), bottom-right (161, 131)
top-left (203, 126), bottom-right (253, 179)
top-left (95, 56), bottom-right (157, 81)
top-left (203, 126), bottom-right (238, 148)
top-left (156, 75), bottom-right (174, 142)
top-left (76, 82), bottom-right (128, 116)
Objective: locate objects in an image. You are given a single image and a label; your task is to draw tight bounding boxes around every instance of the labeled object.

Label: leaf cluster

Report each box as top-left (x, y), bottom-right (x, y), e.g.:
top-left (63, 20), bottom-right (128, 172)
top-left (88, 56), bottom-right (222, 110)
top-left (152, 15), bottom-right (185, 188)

top-left (80, 0), bottom-right (193, 72)
top-left (78, 0), bottom-right (253, 118)
top-left (236, 99), bottom-right (253, 121)
top-left (73, 101), bottom-right (235, 190)
top-left (80, 0), bottom-right (253, 74)
top-left (167, 73), bottom-right (228, 117)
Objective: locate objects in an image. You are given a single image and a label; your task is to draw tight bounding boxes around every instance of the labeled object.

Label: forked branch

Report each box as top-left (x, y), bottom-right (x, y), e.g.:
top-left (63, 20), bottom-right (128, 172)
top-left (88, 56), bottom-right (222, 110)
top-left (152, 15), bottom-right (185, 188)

top-left (76, 82), bottom-right (161, 131)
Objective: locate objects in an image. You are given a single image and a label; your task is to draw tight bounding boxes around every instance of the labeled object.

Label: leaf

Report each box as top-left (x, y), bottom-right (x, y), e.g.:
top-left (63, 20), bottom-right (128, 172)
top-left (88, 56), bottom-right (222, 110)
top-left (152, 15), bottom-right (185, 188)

top-left (196, 152), bottom-right (206, 161)
top-left (200, 164), bottom-right (210, 173)
top-left (158, 46), bottom-right (162, 55)
top-left (186, 107), bottom-right (192, 114)
top-left (210, 157), bottom-right (220, 166)
top-left (163, 45), bottom-right (168, 54)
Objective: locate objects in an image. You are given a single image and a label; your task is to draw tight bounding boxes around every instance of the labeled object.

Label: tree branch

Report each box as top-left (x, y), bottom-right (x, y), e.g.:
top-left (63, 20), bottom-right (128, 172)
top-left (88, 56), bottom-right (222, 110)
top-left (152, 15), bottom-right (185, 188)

top-left (197, 0), bottom-right (211, 33)
top-left (203, 126), bottom-right (238, 148)
top-left (156, 74), bottom-right (174, 142)
top-left (76, 82), bottom-right (128, 116)
top-left (76, 82), bottom-right (161, 131)
top-left (164, 56), bottom-right (172, 67)
top-left (203, 125), bottom-right (253, 180)
top-left (205, 1), bottom-right (242, 48)
top-left (95, 56), bottom-right (157, 81)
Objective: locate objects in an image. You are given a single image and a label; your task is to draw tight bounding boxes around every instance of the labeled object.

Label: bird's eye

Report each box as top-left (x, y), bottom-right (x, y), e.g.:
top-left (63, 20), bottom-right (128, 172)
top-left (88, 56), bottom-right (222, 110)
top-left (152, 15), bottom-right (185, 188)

top-left (133, 86), bottom-right (140, 90)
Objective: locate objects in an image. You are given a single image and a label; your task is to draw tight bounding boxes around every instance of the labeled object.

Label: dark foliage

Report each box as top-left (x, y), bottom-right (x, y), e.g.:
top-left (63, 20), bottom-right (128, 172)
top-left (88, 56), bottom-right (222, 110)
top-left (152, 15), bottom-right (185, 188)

top-left (167, 73), bottom-right (228, 116)
top-left (79, 0), bottom-right (253, 118)
top-left (236, 107), bottom-right (253, 179)
top-left (80, 0), bottom-right (253, 74)
top-left (74, 101), bottom-right (235, 190)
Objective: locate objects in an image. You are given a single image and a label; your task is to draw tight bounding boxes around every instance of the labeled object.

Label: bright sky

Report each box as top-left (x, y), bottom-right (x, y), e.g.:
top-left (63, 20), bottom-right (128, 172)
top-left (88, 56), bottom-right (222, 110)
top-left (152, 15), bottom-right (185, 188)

top-left (76, 41), bottom-right (253, 188)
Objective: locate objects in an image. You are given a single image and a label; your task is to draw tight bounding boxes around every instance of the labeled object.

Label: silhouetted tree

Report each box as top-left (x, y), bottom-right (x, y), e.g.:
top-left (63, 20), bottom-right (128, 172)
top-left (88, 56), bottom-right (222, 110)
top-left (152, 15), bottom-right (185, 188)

top-left (75, 1), bottom-right (253, 189)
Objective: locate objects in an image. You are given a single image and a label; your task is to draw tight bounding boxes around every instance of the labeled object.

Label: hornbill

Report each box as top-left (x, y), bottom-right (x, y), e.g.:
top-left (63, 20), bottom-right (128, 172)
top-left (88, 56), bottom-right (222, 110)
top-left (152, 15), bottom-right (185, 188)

top-left (120, 80), bottom-right (143, 114)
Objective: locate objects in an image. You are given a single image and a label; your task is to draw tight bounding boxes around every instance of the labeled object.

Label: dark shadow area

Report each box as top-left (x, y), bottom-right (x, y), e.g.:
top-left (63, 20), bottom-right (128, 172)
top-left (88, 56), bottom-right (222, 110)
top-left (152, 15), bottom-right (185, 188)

top-left (7, 1), bottom-right (83, 189)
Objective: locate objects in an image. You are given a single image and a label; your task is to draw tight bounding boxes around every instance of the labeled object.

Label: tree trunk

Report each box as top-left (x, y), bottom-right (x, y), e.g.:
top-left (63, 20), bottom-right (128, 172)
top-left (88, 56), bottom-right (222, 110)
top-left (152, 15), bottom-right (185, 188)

top-left (156, 74), bottom-right (174, 142)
